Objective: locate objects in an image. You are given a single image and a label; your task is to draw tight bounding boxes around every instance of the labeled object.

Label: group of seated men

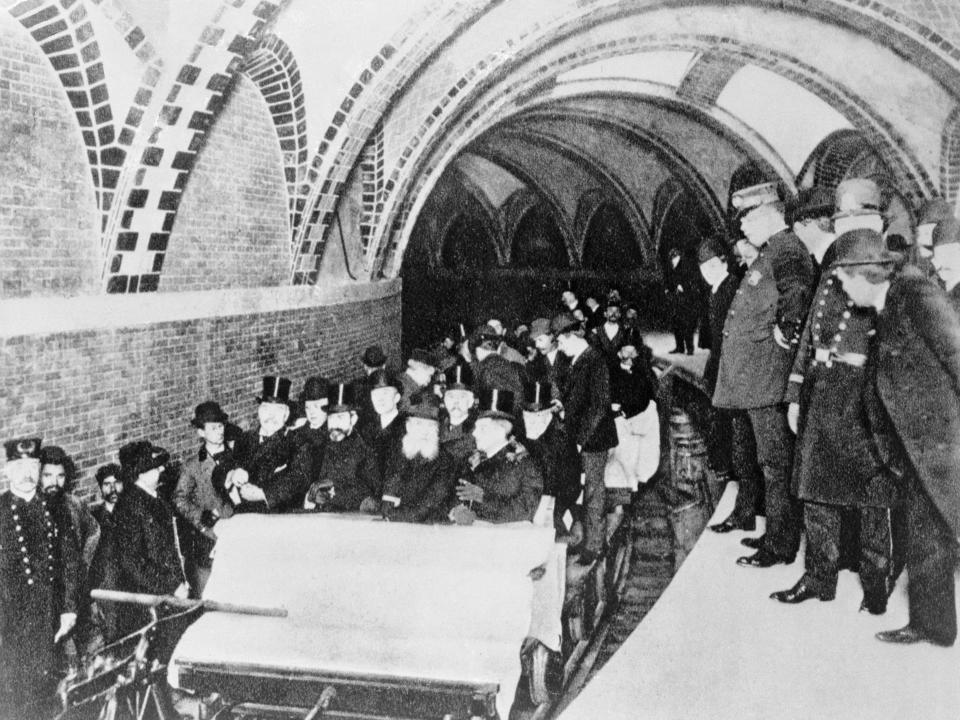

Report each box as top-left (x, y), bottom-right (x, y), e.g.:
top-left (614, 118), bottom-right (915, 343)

top-left (695, 177), bottom-right (960, 651)
top-left (0, 298), bottom-right (660, 719)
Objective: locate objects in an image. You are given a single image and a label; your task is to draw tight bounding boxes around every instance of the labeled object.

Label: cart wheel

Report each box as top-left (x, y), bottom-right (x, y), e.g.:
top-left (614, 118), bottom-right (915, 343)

top-left (527, 642), bottom-right (551, 706)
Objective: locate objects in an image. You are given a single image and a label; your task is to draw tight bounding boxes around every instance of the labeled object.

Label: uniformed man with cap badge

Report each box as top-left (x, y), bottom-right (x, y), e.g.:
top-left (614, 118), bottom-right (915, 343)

top-left (713, 181), bottom-right (815, 568)
top-left (229, 376), bottom-right (313, 512)
top-left (1, 438), bottom-right (79, 719)
top-left (932, 216), bottom-right (960, 311)
top-left (439, 364), bottom-right (478, 464)
top-left (773, 212), bottom-right (898, 610)
top-left (450, 388), bottom-right (543, 526)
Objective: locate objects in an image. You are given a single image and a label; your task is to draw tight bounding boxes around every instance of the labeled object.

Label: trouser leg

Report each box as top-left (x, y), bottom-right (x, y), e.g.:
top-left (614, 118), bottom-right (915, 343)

top-left (728, 411), bottom-right (761, 526)
top-left (838, 507), bottom-right (861, 570)
top-left (749, 405), bottom-right (800, 558)
top-left (905, 472), bottom-right (957, 645)
top-left (858, 505), bottom-right (892, 602)
top-left (581, 451), bottom-right (608, 554)
top-left (803, 501), bottom-right (840, 594)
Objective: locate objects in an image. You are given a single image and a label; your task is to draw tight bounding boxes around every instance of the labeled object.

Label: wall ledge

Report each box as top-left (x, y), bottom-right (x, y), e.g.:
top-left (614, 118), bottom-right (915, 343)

top-left (0, 280), bottom-right (402, 338)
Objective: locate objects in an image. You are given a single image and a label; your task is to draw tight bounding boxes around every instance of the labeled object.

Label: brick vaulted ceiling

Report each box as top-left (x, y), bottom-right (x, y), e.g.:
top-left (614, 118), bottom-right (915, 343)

top-left (5, 0), bottom-right (960, 290)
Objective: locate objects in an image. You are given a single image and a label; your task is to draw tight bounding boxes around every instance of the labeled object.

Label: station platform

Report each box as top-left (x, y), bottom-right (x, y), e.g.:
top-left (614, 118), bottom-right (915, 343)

top-left (559, 484), bottom-right (960, 720)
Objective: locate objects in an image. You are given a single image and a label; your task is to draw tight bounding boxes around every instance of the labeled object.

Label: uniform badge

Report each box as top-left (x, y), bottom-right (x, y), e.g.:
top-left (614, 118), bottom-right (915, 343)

top-left (748, 270), bottom-right (762, 286)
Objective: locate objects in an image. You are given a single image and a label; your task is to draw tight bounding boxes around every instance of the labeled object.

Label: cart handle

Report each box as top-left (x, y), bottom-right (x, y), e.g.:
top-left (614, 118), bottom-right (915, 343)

top-left (90, 589), bottom-right (288, 617)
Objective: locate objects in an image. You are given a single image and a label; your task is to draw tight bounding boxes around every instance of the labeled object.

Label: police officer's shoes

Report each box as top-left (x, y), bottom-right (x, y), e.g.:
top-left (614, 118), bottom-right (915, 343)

top-left (736, 549), bottom-right (793, 568)
top-left (875, 625), bottom-right (953, 647)
top-left (709, 517), bottom-right (755, 533)
top-left (741, 535), bottom-right (765, 549)
top-left (770, 578), bottom-right (834, 603)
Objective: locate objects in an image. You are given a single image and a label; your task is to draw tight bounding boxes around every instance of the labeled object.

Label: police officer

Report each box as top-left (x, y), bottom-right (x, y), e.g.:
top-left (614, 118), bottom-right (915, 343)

top-left (713, 182), bottom-right (814, 568)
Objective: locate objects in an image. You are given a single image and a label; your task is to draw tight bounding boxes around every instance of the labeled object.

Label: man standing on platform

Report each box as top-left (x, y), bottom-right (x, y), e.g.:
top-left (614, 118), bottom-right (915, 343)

top-left (713, 182), bottom-right (814, 568)
top-left (552, 312), bottom-right (619, 565)
top-left (1, 439), bottom-right (78, 719)
top-left (833, 229), bottom-right (960, 647)
top-left (89, 463), bottom-right (123, 643)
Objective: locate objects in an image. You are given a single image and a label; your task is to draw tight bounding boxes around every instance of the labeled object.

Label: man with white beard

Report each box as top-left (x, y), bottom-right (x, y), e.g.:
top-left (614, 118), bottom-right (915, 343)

top-left (381, 401), bottom-right (456, 523)
top-left (304, 383), bottom-right (380, 513)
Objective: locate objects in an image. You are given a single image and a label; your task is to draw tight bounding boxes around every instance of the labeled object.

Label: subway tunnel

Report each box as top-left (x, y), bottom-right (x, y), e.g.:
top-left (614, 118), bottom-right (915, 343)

top-left (2, 0), bottom-right (960, 716)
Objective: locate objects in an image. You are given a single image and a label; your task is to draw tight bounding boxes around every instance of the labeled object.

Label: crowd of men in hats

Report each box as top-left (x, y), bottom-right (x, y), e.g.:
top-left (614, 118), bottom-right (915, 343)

top-left (699, 177), bottom-right (960, 651)
top-left (0, 298), bottom-right (661, 718)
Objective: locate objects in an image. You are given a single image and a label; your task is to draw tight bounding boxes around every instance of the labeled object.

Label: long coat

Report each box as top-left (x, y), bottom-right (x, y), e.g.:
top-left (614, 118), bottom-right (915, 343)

top-left (232, 428), bottom-right (313, 512)
top-left (561, 345), bottom-right (618, 452)
top-left (713, 229), bottom-right (814, 409)
top-left (456, 445), bottom-right (543, 523)
top-left (703, 273), bottom-right (739, 396)
top-left (870, 267), bottom-right (960, 536)
top-left (382, 450), bottom-right (456, 523)
top-left (314, 432), bottom-right (380, 512)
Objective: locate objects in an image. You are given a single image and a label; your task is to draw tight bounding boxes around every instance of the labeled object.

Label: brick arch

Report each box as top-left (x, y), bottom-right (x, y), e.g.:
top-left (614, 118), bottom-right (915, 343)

top-left (941, 106), bottom-right (960, 203)
top-left (439, 211), bottom-right (500, 273)
top-left (97, 0), bottom-right (289, 293)
top-left (579, 194), bottom-right (643, 271)
top-left (240, 33), bottom-right (307, 236)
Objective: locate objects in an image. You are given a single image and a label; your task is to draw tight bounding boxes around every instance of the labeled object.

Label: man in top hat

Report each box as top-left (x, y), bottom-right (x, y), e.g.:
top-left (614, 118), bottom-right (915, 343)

top-left (471, 324), bottom-right (526, 416)
top-left (526, 317), bottom-right (569, 401)
top-left (552, 312), bottom-right (619, 564)
top-left (663, 246), bottom-right (701, 355)
top-left (303, 383), bottom-right (380, 513)
top-left (450, 389), bottom-right (543, 525)
top-left (398, 348), bottom-right (439, 414)
top-left (932, 217), bottom-right (960, 310)
top-left (174, 401), bottom-right (235, 598)
top-left (440, 364), bottom-right (478, 464)
top-left (522, 381), bottom-right (581, 537)
top-left (381, 400), bottom-right (456, 523)
top-left (358, 370), bottom-right (407, 492)
top-left (354, 348), bottom-right (387, 426)
top-left (229, 376), bottom-right (313, 513)
top-left (114, 440), bottom-right (187, 635)
top-left (1, 438), bottom-right (79, 719)
top-left (89, 463), bottom-right (123, 643)
top-left (788, 186), bottom-right (836, 273)
top-left (289, 376), bottom-right (331, 471)
top-left (832, 228), bottom-right (960, 646)
top-left (772, 223), bottom-right (898, 610)
top-left (714, 181), bottom-right (814, 568)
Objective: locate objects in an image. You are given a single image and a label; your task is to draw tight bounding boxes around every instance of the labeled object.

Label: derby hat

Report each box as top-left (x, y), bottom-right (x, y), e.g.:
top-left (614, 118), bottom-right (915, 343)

top-left (300, 376), bottom-right (331, 402)
top-left (444, 363), bottom-right (474, 391)
top-left (409, 347), bottom-right (439, 368)
top-left (326, 382), bottom-right (357, 414)
top-left (368, 369), bottom-right (403, 394)
top-left (191, 400), bottom-right (229, 428)
top-left (406, 398), bottom-right (441, 422)
top-left (523, 381), bottom-right (553, 412)
top-left (830, 228), bottom-right (901, 267)
top-left (4, 437), bottom-right (42, 461)
top-left (361, 345), bottom-right (387, 368)
top-left (477, 387), bottom-right (516, 423)
top-left (257, 376), bottom-right (292, 404)
top-left (697, 234), bottom-right (729, 264)
top-left (119, 440), bottom-right (169, 479)
top-left (788, 186), bottom-right (834, 223)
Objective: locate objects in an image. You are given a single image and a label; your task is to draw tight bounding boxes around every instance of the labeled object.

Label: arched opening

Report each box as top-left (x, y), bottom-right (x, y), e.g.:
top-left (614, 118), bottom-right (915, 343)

top-left (582, 202), bottom-right (641, 271)
top-left (441, 214), bottom-right (499, 273)
top-left (511, 205), bottom-right (569, 268)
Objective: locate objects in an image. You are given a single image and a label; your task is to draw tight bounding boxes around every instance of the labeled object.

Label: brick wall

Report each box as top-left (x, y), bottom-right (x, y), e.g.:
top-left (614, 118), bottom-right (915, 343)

top-left (0, 285), bottom-right (402, 499)
top-left (162, 74), bottom-right (291, 292)
top-left (0, 20), bottom-right (100, 298)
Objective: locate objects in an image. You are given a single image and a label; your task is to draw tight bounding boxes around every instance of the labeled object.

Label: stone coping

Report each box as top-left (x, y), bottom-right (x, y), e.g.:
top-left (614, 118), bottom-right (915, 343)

top-left (0, 279), bottom-right (402, 338)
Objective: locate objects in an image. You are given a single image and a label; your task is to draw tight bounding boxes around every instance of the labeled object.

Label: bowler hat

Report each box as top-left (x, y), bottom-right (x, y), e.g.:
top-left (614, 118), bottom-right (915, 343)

top-left (326, 382), bottom-right (356, 414)
top-left (409, 348), bottom-right (438, 368)
top-left (444, 363), bottom-right (474, 391)
top-left (369, 369), bottom-right (403, 394)
top-left (918, 198), bottom-right (954, 226)
top-left (191, 400), bottom-right (229, 429)
top-left (697, 234), bottom-right (728, 264)
top-left (550, 312), bottom-right (580, 336)
top-left (788, 186), bottom-right (834, 223)
top-left (477, 388), bottom-right (516, 423)
top-left (406, 398), bottom-right (441, 422)
top-left (257, 376), bottom-right (292, 404)
top-left (361, 346), bottom-right (387, 368)
top-left (830, 229), bottom-right (901, 267)
top-left (119, 440), bottom-right (169, 479)
top-left (523, 381), bottom-right (553, 412)
top-left (933, 217), bottom-right (960, 248)
top-left (4, 437), bottom-right (42, 461)
top-left (300, 376), bottom-right (331, 402)
top-left (833, 179), bottom-right (882, 219)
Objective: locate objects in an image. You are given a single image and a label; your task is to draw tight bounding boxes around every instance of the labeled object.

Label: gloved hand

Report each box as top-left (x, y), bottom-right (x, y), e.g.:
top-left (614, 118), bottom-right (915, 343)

top-left (54, 613), bottom-right (76, 643)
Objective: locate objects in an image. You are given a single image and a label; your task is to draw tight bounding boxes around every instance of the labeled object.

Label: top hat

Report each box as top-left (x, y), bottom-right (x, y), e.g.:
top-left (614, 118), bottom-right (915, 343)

top-left (788, 186), bottom-right (834, 224)
top-left (409, 348), bottom-right (438, 368)
top-left (444, 363), bottom-right (474, 392)
top-left (523, 382), bottom-right (553, 412)
top-left (550, 312), bottom-right (580, 336)
top-left (368, 369), bottom-right (403, 394)
top-left (731, 182), bottom-right (779, 211)
top-left (918, 197), bottom-right (954, 227)
top-left (326, 382), bottom-right (357, 414)
top-left (257, 376), bottom-right (292, 404)
top-left (119, 440), bottom-right (169, 479)
top-left (300, 376), bottom-right (331, 403)
top-left (529, 317), bottom-right (552, 339)
top-left (933, 217), bottom-right (960, 248)
top-left (191, 401), bottom-right (229, 429)
top-left (4, 437), bottom-right (42, 462)
top-left (833, 179), bottom-right (882, 219)
top-left (476, 388), bottom-right (516, 423)
top-left (361, 345), bottom-right (387, 368)
top-left (830, 228), bottom-right (901, 267)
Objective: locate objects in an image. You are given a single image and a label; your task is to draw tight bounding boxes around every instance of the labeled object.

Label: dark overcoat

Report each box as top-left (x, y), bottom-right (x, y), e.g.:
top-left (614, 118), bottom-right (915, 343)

top-left (232, 428), bottom-right (313, 512)
top-left (713, 229), bottom-right (814, 409)
top-left (315, 431), bottom-right (380, 512)
top-left (561, 345), bottom-right (618, 452)
top-left (702, 273), bottom-right (739, 396)
top-left (382, 450), bottom-right (456, 523)
top-left (456, 446), bottom-right (543, 523)
top-left (872, 267), bottom-right (960, 536)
